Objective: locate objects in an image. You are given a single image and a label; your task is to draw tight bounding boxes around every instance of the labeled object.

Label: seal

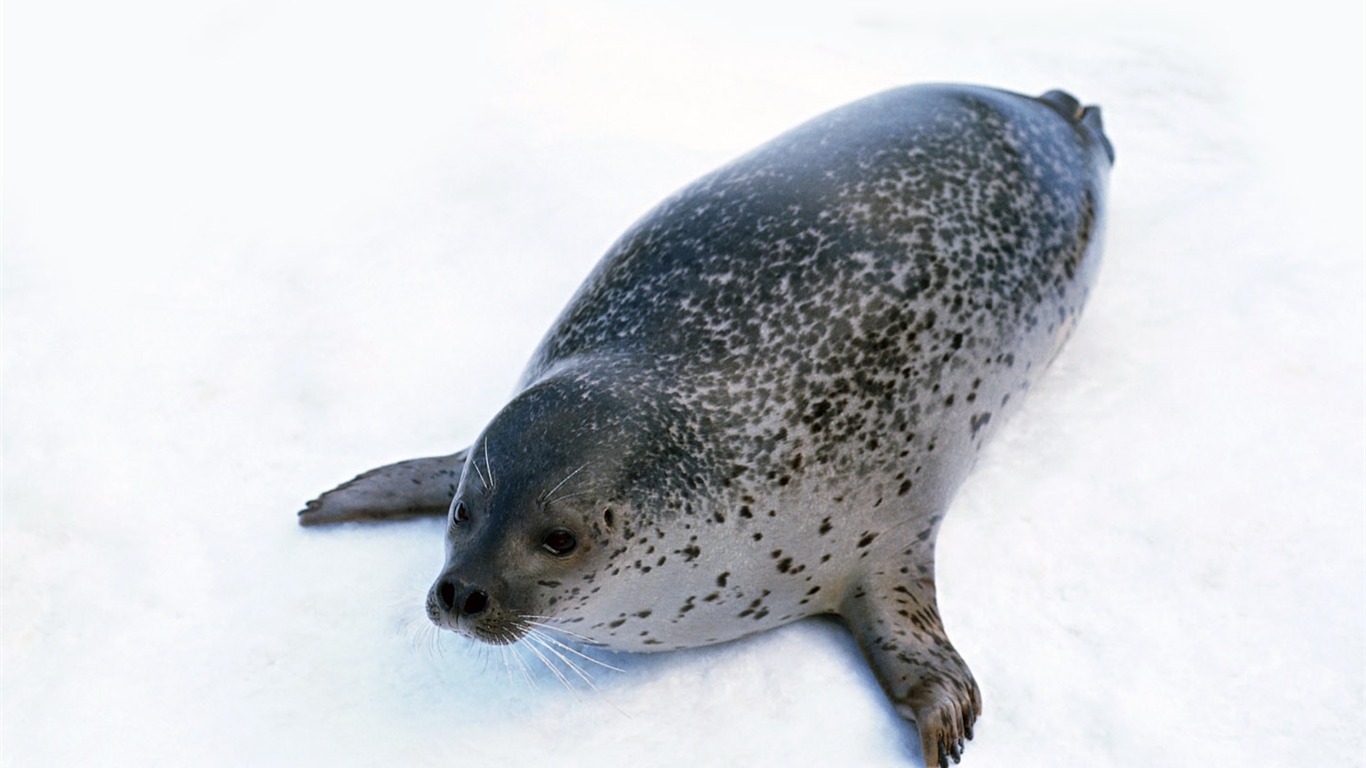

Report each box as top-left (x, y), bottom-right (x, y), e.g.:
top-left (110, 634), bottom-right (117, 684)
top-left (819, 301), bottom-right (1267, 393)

top-left (302, 83), bottom-right (1113, 767)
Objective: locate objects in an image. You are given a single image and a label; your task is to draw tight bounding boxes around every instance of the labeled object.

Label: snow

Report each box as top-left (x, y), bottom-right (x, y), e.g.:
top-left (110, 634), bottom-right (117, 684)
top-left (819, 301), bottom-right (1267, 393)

top-left (3, 1), bottom-right (1362, 766)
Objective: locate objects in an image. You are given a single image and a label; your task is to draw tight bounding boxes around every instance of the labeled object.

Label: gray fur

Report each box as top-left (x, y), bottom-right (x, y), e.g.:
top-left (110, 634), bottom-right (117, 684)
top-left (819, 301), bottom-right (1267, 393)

top-left (300, 450), bottom-right (466, 525)
top-left (303, 83), bottom-right (1112, 766)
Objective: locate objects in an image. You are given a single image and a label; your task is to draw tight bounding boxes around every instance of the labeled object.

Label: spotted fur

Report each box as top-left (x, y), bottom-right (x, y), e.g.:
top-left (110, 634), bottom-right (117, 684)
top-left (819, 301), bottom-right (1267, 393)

top-left (303, 84), bottom-right (1113, 766)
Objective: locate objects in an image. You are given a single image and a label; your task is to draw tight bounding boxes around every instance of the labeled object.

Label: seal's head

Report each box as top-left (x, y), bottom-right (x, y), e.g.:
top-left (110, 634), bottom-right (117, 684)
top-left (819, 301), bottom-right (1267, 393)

top-left (425, 368), bottom-right (707, 645)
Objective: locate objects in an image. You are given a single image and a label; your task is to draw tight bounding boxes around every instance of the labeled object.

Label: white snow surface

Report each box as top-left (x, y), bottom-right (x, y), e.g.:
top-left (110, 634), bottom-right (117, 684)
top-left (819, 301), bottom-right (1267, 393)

top-left (4, 1), bottom-right (1363, 766)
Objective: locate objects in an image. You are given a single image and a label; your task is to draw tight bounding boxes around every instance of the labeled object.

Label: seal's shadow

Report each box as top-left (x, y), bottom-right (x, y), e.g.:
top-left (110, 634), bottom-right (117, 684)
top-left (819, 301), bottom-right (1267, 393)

top-left (479, 613), bottom-right (922, 762)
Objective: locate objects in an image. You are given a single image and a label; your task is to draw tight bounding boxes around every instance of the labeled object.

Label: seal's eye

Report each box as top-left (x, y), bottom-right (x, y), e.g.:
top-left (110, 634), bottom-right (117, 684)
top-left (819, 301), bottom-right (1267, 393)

top-left (542, 528), bottom-right (577, 556)
top-left (452, 501), bottom-right (470, 523)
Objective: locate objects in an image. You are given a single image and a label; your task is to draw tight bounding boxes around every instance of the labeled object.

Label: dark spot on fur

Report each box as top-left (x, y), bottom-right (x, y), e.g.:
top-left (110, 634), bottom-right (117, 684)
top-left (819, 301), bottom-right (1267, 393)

top-left (971, 411), bottom-right (993, 437)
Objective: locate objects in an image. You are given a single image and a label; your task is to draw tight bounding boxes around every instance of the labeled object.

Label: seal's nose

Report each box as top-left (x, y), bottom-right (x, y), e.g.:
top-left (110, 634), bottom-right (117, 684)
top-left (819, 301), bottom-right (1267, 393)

top-left (436, 579), bottom-right (457, 611)
top-left (460, 588), bottom-right (489, 615)
top-left (435, 578), bottom-right (489, 616)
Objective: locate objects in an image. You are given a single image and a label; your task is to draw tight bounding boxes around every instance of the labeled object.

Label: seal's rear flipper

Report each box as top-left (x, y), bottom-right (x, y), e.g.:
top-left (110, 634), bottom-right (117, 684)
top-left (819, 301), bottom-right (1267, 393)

top-left (1037, 88), bottom-right (1114, 166)
top-left (299, 449), bottom-right (468, 526)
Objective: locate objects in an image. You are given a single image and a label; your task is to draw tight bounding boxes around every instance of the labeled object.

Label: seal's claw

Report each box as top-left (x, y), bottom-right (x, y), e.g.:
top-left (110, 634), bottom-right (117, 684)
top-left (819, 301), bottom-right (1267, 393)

top-left (912, 684), bottom-right (977, 767)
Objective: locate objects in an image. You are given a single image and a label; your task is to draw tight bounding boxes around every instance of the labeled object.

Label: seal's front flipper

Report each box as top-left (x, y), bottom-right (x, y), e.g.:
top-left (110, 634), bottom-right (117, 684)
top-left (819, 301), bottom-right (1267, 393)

top-left (841, 568), bottom-right (982, 767)
top-left (299, 450), bottom-right (468, 526)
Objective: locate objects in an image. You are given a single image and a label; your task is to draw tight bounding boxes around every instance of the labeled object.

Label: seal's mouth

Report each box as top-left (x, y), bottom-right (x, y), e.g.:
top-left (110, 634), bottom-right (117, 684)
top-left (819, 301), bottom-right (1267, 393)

top-left (454, 621), bottom-right (527, 646)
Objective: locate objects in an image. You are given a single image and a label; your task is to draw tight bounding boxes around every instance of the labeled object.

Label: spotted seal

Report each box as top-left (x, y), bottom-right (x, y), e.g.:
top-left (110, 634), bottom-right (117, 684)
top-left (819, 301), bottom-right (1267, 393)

top-left (302, 83), bottom-right (1113, 766)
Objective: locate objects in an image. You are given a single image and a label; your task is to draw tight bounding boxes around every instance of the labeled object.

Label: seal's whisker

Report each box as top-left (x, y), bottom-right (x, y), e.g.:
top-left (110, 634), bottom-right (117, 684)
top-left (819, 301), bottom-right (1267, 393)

top-left (399, 612), bottom-right (426, 645)
top-left (482, 438), bottom-right (496, 492)
top-left (480, 637), bottom-right (499, 675)
top-left (497, 623), bottom-right (537, 689)
top-left (520, 616), bottom-right (603, 643)
top-left (527, 630), bottom-right (599, 691)
top-left (505, 636), bottom-right (530, 683)
top-left (519, 625), bottom-right (584, 689)
top-left (431, 625), bottom-right (447, 660)
top-left (523, 621), bottom-right (625, 672)
top-left (406, 617), bottom-right (444, 661)
top-left (526, 631), bottom-right (634, 720)
top-left (403, 610), bottom-right (454, 663)
top-left (539, 462), bottom-right (588, 505)
top-left (495, 644), bottom-right (508, 683)
top-left (498, 641), bottom-right (520, 688)
top-left (540, 490), bottom-right (597, 506)
top-left (538, 632), bottom-right (624, 675)
top-left (521, 633), bottom-right (578, 694)
top-left (469, 445), bottom-right (490, 490)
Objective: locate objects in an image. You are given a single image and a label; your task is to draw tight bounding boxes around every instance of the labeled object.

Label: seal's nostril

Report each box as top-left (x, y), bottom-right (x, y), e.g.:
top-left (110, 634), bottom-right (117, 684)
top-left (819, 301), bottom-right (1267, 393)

top-left (461, 589), bottom-right (489, 615)
top-left (437, 580), bottom-right (456, 612)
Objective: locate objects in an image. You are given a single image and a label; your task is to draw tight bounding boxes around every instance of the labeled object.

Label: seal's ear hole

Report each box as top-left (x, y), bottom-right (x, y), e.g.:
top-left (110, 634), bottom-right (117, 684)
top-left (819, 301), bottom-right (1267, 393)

top-left (602, 508), bottom-right (615, 529)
